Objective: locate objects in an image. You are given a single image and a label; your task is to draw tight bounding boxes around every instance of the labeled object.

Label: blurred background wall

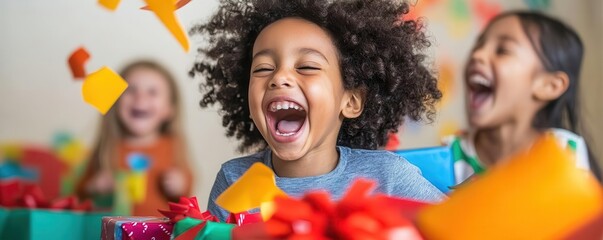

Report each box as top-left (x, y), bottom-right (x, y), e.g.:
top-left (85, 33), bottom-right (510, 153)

top-left (1, 0), bottom-right (601, 204)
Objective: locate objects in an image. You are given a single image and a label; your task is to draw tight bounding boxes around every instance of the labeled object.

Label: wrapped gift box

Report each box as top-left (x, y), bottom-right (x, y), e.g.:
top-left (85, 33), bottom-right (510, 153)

top-left (101, 216), bottom-right (174, 240)
top-left (0, 207), bottom-right (108, 240)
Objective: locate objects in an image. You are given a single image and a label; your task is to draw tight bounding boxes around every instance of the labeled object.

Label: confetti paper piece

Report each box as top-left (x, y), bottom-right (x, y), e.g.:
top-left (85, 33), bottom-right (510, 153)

top-left (524, 0), bottom-right (551, 10)
top-left (82, 66), bottom-right (128, 115)
top-left (472, 0), bottom-right (502, 29)
top-left (404, 0), bottom-right (441, 21)
top-left (417, 136), bottom-right (603, 240)
top-left (98, 0), bottom-right (122, 11)
top-left (0, 144), bottom-right (23, 161)
top-left (67, 47), bottom-right (90, 79)
top-left (143, 0), bottom-right (190, 52)
top-left (58, 140), bottom-right (87, 167)
top-left (216, 163), bottom-right (287, 214)
top-left (437, 60), bottom-right (455, 108)
top-left (141, 0), bottom-right (191, 11)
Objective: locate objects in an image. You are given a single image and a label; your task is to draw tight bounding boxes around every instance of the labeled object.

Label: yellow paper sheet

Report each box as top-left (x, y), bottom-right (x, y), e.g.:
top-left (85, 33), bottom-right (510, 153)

top-left (98, 0), bottom-right (121, 11)
top-left (417, 136), bottom-right (603, 240)
top-left (143, 0), bottom-right (190, 52)
top-left (82, 67), bottom-right (128, 115)
top-left (216, 163), bottom-right (286, 214)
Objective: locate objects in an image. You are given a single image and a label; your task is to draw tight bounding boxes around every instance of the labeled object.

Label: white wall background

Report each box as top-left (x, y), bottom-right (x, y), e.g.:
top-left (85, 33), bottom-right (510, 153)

top-left (1, 0), bottom-right (601, 206)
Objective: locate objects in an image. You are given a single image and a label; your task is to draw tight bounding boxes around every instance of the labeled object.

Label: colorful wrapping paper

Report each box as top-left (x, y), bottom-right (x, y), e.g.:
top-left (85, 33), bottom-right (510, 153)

top-left (101, 216), bottom-right (173, 240)
top-left (0, 208), bottom-right (108, 240)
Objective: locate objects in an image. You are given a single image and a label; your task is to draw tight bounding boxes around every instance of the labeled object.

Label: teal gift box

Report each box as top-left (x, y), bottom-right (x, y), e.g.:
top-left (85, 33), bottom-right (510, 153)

top-left (0, 207), bottom-right (110, 240)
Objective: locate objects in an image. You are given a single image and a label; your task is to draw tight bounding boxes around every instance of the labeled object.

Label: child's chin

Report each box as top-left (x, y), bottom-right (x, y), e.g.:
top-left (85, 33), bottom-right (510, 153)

top-left (271, 147), bottom-right (306, 161)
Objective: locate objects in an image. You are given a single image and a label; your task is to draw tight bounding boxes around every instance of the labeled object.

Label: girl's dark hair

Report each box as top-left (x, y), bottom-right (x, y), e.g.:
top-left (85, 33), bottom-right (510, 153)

top-left (489, 11), bottom-right (601, 180)
top-left (190, 0), bottom-right (441, 153)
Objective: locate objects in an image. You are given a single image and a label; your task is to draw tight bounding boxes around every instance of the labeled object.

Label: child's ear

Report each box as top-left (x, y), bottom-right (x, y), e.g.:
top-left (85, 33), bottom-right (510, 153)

top-left (533, 71), bottom-right (570, 101)
top-left (341, 89), bottom-right (364, 118)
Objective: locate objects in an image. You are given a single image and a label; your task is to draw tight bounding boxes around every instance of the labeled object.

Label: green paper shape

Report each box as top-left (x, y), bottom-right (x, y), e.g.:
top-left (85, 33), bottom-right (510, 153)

top-left (196, 221), bottom-right (235, 240)
top-left (450, 0), bottom-right (470, 21)
top-left (524, 0), bottom-right (551, 10)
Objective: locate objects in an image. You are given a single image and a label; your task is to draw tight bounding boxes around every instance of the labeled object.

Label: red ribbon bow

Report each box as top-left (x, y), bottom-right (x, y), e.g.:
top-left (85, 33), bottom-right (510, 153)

top-left (158, 196), bottom-right (218, 223)
top-left (235, 178), bottom-right (425, 240)
top-left (0, 181), bottom-right (91, 211)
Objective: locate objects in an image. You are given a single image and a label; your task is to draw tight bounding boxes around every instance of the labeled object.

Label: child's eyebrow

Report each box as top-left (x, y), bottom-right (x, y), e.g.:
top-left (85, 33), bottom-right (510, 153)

top-left (497, 34), bottom-right (519, 45)
top-left (252, 49), bottom-right (275, 60)
top-left (299, 48), bottom-right (330, 64)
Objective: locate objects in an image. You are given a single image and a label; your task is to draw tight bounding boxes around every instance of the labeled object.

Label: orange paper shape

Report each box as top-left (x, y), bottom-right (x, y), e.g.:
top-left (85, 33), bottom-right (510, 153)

top-left (82, 67), bottom-right (128, 115)
top-left (416, 136), bottom-right (603, 240)
top-left (141, 0), bottom-right (191, 10)
top-left (67, 47), bottom-right (90, 79)
top-left (98, 0), bottom-right (121, 11)
top-left (216, 163), bottom-right (286, 214)
top-left (143, 0), bottom-right (190, 52)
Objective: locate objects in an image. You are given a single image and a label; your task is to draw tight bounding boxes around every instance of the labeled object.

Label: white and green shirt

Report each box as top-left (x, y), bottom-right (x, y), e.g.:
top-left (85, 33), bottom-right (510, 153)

top-left (444, 128), bottom-right (590, 185)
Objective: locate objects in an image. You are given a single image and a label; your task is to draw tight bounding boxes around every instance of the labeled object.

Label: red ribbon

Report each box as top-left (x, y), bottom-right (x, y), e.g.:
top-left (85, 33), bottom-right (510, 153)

top-left (238, 178), bottom-right (425, 240)
top-left (158, 196), bottom-right (218, 223)
top-left (0, 181), bottom-right (91, 211)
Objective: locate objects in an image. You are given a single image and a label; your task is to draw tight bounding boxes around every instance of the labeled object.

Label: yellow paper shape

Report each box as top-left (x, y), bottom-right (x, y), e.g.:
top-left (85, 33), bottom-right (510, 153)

top-left (126, 172), bottom-right (147, 204)
top-left (417, 136), bottom-right (603, 240)
top-left (98, 0), bottom-right (121, 11)
top-left (260, 201), bottom-right (276, 221)
top-left (0, 144), bottom-right (23, 161)
top-left (216, 163), bottom-right (287, 214)
top-left (143, 0), bottom-right (190, 52)
top-left (58, 141), bottom-right (86, 167)
top-left (82, 67), bottom-right (128, 115)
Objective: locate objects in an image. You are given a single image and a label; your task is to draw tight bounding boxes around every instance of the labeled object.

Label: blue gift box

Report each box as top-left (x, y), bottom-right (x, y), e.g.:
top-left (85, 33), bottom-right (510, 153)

top-left (395, 146), bottom-right (455, 193)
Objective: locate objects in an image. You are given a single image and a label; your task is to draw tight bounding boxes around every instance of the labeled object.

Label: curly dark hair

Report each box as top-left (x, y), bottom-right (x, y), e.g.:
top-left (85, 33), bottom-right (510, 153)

top-left (190, 0), bottom-right (441, 153)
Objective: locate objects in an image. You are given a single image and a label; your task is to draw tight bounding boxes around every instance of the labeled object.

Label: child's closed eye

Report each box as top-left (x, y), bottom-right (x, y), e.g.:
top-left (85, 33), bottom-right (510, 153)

top-left (253, 67), bottom-right (274, 73)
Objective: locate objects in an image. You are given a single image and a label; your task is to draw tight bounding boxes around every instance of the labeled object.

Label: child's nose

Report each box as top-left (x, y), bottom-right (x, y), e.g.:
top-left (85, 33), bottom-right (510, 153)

top-left (269, 75), bottom-right (293, 89)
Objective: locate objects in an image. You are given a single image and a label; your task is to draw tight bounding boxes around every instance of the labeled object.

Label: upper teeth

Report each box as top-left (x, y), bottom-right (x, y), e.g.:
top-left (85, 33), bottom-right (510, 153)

top-left (269, 101), bottom-right (304, 112)
top-left (469, 74), bottom-right (492, 87)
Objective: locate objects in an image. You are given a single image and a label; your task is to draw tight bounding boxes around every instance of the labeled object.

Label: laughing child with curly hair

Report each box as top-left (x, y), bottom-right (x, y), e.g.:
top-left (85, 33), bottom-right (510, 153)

top-left (191, 0), bottom-right (445, 221)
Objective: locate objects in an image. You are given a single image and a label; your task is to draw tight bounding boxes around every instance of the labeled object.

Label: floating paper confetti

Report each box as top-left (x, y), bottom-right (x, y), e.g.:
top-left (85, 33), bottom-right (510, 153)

top-left (216, 163), bottom-right (287, 215)
top-left (417, 136), bottom-right (603, 240)
top-left (437, 60), bottom-right (455, 108)
top-left (472, 0), bottom-right (502, 29)
top-left (143, 0), bottom-right (190, 52)
top-left (98, 0), bottom-right (122, 11)
top-left (67, 47), bottom-right (90, 79)
top-left (524, 0), bottom-right (551, 10)
top-left (82, 67), bottom-right (128, 115)
top-left (141, 0), bottom-right (191, 10)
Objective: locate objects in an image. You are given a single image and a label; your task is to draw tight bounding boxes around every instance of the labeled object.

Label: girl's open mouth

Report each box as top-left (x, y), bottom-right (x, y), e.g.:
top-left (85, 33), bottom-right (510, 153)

top-left (467, 73), bottom-right (495, 111)
top-left (265, 99), bottom-right (308, 143)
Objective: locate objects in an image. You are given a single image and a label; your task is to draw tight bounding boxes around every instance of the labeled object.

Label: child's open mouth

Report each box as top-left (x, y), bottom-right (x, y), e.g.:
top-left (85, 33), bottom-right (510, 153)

top-left (130, 108), bottom-right (152, 119)
top-left (467, 73), bottom-right (495, 111)
top-left (265, 99), bottom-right (308, 143)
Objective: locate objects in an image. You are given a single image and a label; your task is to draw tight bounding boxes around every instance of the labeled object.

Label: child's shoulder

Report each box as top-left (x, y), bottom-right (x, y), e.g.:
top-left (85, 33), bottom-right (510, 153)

top-left (342, 146), bottom-right (419, 173)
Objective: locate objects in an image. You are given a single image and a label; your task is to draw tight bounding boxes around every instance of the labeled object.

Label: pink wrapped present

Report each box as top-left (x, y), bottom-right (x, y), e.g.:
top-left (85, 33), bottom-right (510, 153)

top-left (101, 216), bottom-right (173, 240)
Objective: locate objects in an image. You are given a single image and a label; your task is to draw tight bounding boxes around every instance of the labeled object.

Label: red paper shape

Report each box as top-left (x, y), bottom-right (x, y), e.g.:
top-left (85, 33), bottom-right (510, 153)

top-left (385, 132), bottom-right (400, 151)
top-left (140, 0), bottom-right (191, 10)
top-left (21, 147), bottom-right (67, 200)
top-left (67, 47), bottom-right (90, 79)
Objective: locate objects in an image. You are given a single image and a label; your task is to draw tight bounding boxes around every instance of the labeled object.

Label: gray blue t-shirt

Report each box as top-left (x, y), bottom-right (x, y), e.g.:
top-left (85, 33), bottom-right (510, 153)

top-left (207, 146), bottom-right (445, 221)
